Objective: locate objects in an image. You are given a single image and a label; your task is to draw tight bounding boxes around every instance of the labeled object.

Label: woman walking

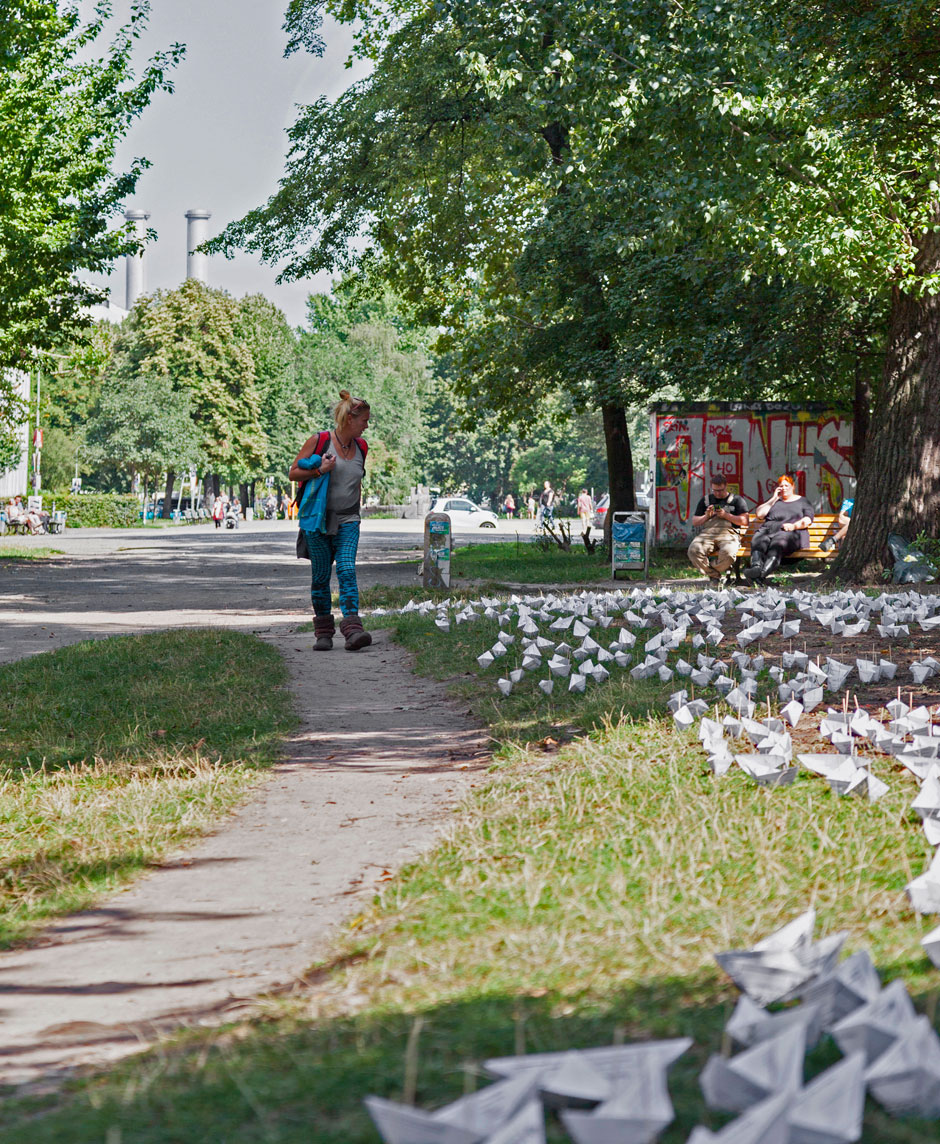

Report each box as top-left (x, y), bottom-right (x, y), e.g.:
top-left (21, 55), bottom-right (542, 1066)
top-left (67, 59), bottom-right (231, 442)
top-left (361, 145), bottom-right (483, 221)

top-left (289, 391), bottom-right (372, 651)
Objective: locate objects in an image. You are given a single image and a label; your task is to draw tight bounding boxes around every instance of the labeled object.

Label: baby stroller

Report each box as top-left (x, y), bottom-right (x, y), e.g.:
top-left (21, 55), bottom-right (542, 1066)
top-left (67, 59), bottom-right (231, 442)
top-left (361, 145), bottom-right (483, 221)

top-left (224, 502), bottom-right (240, 529)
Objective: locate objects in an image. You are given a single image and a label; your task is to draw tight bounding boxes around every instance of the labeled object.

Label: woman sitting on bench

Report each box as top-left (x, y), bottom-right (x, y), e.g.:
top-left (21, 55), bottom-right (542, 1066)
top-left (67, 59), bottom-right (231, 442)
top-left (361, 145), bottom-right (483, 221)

top-left (743, 474), bottom-right (814, 584)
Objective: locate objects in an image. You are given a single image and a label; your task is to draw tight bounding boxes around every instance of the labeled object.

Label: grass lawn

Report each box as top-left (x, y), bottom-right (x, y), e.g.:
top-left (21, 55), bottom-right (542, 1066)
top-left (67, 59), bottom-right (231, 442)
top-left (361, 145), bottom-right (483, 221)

top-left (0, 629), bottom-right (294, 947)
top-left (451, 539), bottom-right (699, 585)
top-left (0, 605), bottom-right (934, 1141)
top-left (0, 545), bottom-right (63, 559)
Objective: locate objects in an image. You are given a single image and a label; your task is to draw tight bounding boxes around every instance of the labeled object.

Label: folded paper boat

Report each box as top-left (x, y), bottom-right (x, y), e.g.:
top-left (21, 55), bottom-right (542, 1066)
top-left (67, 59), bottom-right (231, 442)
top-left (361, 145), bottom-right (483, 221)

top-left (725, 995), bottom-right (823, 1049)
top-left (787, 1051), bottom-right (866, 1144)
top-left (864, 1015), bottom-right (940, 1118)
top-left (700, 1023), bottom-right (806, 1112)
top-left (830, 979), bottom-right (916, 1065)
top-left (801, 949), bottom-right (881, 1030)
top-left (686, 1092), bottom-right (790, 1144)
top-left (560, 1052), bottom-right (677, 1144)
top-left (714, 909), bottom-right (845, 1005)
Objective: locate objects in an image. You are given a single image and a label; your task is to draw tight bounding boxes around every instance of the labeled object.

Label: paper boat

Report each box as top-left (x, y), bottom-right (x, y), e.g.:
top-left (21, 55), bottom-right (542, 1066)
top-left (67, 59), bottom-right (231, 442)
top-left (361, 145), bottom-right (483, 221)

top-left (906, 849), bottom-right (940, 914)
top-left (700, 1023), bottom-right (805, 1112)
top-left (801, 949), bottom-right (881, 1030)
top-left (714, 909), bottom-right (845, 1005)
top-left (787, 1051), bottom-right (866, 1144)
top-left (686, 1092), bottom-right (790, 1144)
top-left (830, 979), bottom-right (916, 1064)
top-left (560, 1054), bottom-right (676, 1144)
top-left (364, 1096), bottom-right (484, 1144)
top-left (432, 1074), bottom-right (540, 1135)
top-left (725, 995), bottom-right (823, 1049)
top-left (483, 1040), bottom-right (692, 1088)
top-left (864, 1014), bottom-right (940, 1117)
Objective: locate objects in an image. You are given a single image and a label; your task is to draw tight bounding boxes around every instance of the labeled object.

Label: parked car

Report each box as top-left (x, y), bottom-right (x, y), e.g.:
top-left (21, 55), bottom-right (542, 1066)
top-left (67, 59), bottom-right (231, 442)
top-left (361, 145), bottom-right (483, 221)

top-left (593, 492), bottom-right (650, 531)
top-left (431, 497), bottom-right (499, 528)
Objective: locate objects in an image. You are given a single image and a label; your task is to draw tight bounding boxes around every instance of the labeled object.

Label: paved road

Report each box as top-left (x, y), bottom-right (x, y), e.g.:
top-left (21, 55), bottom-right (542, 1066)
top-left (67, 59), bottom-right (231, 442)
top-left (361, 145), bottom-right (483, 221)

top-left (0, 517), bottom-right (544, 663)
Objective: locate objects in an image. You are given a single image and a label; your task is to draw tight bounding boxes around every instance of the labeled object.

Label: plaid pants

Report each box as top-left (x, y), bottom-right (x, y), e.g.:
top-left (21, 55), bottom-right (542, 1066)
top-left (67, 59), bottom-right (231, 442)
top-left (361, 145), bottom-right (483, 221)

top-left (303, 520), bottom-right (361, 616)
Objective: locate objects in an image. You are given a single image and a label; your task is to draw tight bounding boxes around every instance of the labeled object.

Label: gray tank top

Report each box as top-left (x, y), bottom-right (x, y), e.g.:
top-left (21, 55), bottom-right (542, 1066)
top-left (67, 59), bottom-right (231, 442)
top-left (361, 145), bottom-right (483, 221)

top-left (324, 447), bottom-right (364, 534)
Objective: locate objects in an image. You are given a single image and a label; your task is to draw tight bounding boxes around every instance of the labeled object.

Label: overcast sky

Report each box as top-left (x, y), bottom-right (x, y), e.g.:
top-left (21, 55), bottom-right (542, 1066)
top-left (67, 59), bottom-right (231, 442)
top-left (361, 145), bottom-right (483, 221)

top-left (84, 2), bottom-right (369, 327)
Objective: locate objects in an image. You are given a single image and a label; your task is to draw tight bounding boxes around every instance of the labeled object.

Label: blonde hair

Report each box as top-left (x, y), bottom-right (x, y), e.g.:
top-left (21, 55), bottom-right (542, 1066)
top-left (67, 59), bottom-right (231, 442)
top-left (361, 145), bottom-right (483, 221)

top-left (333, 389), bottom-right (370, 433)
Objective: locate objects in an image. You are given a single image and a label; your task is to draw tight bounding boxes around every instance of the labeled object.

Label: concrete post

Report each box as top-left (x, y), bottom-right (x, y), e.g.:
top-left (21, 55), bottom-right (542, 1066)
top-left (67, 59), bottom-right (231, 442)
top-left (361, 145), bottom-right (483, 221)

top-left (124, 209), bottom-right (150, 309)
top-left (185, 209), bottom-right (212, 282)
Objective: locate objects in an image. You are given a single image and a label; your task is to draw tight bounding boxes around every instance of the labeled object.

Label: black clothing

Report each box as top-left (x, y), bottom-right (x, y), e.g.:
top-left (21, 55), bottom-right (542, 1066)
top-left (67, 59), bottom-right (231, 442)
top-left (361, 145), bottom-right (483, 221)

top-left (694, 493), bottom-right (748, 528)
top-left (755, 495), bottom-right (814, 550)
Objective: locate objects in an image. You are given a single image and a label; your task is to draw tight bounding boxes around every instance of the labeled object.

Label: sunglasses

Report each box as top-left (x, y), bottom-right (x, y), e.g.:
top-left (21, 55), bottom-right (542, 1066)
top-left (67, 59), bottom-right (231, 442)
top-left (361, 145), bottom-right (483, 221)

top-left (349, 400), bottom-right (370, 414)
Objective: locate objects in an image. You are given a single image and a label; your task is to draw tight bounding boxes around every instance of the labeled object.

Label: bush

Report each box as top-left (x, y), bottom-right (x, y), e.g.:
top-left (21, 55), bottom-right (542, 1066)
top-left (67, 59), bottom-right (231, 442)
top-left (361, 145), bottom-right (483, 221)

top-left (53, 493), bottom-right (141, 528)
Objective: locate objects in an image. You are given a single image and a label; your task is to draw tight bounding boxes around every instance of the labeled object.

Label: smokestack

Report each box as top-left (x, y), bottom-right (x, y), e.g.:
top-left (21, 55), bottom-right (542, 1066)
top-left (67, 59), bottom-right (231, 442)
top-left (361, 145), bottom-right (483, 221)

top-left (185, 208), bottom-right (212, 282)
top-left (124, 209), bottom-right (150, 309)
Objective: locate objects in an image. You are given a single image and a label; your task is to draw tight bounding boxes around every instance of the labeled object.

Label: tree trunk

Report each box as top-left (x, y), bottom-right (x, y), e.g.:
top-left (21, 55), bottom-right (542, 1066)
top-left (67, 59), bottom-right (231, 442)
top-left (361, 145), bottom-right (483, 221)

top-left (212, 473), bottom-right (220, 498)
top-left (161, 470), bottom-right (175, 519)
top-left (239, 482), bottom-right (249, 513)
top-left (602, 402), bottom-right (636, 520)
top-left (852, 358), bottom-right (871, 475)
top-left (834, 229), bottom-right (940, 582)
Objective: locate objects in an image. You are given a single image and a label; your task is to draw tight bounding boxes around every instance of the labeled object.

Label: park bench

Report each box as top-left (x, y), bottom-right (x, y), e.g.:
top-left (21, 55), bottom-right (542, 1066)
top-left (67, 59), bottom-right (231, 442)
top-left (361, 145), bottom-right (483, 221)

top-left (732, 512), bottom-right (840, 583)
top-left (46, 511), bottom-right (67, 534)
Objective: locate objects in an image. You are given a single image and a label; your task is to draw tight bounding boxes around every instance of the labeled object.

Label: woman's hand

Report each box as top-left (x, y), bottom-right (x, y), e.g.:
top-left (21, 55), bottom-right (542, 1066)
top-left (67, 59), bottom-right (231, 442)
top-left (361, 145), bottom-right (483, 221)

top-left (320, 453), bottom-right (337, 473)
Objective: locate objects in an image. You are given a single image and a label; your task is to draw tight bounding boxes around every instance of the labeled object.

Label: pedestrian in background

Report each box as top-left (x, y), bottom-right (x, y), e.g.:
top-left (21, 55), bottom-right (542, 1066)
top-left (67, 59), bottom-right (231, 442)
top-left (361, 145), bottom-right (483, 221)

top-left (577, 488), bottom-right (593, 534)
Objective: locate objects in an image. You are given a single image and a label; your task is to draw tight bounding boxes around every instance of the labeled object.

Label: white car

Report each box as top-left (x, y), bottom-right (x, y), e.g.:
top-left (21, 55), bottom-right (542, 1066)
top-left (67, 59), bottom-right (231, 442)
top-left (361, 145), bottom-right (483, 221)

top-left (431, 497), bottom-right (498, 529)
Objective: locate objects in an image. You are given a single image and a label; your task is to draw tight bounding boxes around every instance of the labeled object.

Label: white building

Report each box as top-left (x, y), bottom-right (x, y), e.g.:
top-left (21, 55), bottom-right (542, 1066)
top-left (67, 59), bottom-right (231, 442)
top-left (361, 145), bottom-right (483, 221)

top-left (0, 370), bottom-right (30, 498)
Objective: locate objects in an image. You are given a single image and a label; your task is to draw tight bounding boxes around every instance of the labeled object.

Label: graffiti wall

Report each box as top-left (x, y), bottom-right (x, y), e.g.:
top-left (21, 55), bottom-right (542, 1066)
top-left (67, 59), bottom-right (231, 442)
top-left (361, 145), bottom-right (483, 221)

top-left (651, 403), bottom-right (855, 546)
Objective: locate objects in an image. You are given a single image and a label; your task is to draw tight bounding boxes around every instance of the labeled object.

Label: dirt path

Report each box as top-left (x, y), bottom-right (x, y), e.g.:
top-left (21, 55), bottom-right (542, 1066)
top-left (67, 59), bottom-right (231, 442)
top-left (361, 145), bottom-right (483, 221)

top-left (0, 530), bottom-right (489, 1088)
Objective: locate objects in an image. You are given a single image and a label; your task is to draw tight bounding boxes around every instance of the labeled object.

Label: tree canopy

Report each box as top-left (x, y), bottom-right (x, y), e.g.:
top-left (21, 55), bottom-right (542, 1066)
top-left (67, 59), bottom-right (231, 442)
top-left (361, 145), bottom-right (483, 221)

top-left (0, 1), bottom-right (181, 370)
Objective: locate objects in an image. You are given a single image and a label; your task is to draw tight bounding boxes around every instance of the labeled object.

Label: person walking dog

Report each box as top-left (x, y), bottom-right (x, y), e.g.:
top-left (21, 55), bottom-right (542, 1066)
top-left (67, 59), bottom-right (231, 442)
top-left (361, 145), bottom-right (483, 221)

top-left (289, 391), bottom-right (372, 651)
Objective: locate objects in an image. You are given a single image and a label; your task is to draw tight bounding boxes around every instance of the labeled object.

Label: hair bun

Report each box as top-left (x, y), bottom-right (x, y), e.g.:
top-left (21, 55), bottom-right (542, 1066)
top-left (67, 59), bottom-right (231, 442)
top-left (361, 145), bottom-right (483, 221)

top-left (339, 389), bottom-right (351, 401)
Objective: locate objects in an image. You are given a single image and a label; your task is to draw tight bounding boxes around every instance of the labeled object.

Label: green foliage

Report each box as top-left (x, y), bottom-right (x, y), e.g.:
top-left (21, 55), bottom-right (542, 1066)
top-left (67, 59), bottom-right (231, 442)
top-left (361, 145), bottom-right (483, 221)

top-left (0, 3), bottom-right (181, 373)
top-left (39, 425), bottom-right (79, 491)
top-left (0, 376), bottom-right (26, 474)
top-left (52, 493), bottom-right (141, 529)
top-left (86, 371), bottom-right (205, 498)
top-left (236, 294), bottom-right (305, 480)
top-left (110, 280), bottom-right (266, 478)
top-left (294, 284), bottom-right (432, 499)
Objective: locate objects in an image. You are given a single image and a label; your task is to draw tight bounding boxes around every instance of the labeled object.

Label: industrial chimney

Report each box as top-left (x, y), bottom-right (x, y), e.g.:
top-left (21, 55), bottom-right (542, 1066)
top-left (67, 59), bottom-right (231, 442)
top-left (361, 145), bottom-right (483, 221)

top-left (185, 208), bottom-right (211, 282)
top-left (124, 209), bottom-right (150, 309)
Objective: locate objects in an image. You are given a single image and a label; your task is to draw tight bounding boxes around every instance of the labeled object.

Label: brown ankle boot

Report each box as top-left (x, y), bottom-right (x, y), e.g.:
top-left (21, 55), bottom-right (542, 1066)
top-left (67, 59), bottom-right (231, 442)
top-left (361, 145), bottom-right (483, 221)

top-left (339, 614), bottom-right (372, 651)
top-left (313, 614), bottom-right (335, 651)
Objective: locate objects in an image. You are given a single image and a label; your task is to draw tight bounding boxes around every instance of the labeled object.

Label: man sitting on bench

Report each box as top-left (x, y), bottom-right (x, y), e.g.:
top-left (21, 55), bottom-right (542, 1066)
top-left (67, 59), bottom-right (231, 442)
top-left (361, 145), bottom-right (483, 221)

top-left (688, 475), bottom-right (749, 583)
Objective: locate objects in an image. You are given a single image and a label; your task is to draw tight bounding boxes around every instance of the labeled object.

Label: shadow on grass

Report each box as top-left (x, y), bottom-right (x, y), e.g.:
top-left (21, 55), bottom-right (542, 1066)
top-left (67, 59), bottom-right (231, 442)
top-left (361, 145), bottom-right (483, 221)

top-left (0, 971), bottom-right (934, 1143)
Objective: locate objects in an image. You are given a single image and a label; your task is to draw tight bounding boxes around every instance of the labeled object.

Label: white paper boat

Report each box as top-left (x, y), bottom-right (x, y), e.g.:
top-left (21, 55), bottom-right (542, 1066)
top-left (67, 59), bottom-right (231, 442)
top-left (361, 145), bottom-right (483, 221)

top-left (700, 1023), bottom-right (806, 1112)
top-left (560, 1053), bottom-right (676, 1143)
top-left (864, 1014), bottom-right (940, 1117)
top-left (435, 1074), bottom-right (539, 1135)
top-left (906, 849), bottom-right (940, 914)
top-left (686, 1092), bottom-right (790, 1144)
top-left (830, 979), bottom-right (916, 1064)
top-left (481, 1098), bottom-right (545, 1144)
top-left (725, 995), bottom-right (823, 1049)
top-left (483, 1040), bottom-right (692, 1087)
top-left (538, 679), bottom-right (554, 696)
top-left (715, 910), bottom-right (845, 1005)
top-left (364, 1096), bottom-right (484, 1144)
top-left (787, 1051), bottom-right (866, 1144)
